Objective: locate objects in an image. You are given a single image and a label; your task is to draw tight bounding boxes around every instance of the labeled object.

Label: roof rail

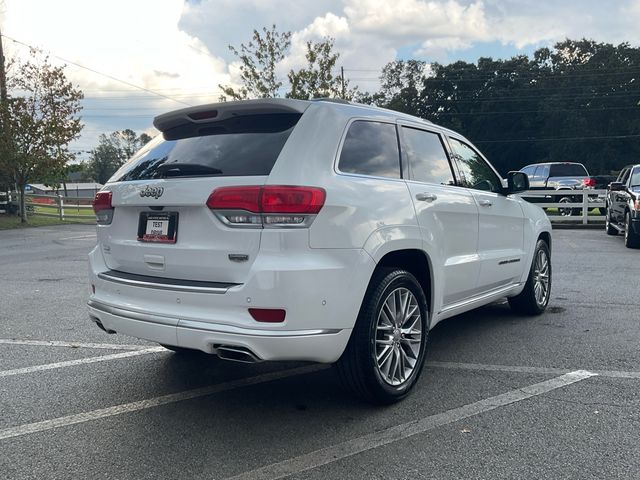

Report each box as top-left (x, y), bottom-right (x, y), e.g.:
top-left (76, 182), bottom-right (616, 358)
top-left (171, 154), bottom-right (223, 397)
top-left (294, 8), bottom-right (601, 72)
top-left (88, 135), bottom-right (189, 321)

top-left (310, 97), bottom-right (351, 104)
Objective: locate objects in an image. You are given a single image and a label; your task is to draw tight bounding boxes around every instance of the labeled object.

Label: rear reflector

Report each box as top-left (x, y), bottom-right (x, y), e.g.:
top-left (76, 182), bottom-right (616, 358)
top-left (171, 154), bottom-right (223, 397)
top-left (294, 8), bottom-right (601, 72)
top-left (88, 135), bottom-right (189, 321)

top-left (248, 308), bottom-right (286, 323)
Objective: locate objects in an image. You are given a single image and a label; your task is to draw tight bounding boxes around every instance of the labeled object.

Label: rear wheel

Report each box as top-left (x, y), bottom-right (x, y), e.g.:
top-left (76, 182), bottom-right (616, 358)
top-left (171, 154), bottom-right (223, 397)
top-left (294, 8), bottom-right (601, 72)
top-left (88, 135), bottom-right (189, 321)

top-left (624, 212), bottom-right (640, 248)
top-left (508, 239), bottom-right (551, 315)
top-left (337, 268), bottom-right (429, 404)
top-left (557, 196), bottom-right (580, 217)
top-left (605, 207), bottom-right (618, 236)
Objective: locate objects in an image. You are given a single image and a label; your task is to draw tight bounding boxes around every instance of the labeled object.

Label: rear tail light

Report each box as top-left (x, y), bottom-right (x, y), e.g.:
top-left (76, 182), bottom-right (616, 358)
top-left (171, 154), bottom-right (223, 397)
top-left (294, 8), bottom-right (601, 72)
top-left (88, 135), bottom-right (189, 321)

top-left (207, 185), bottom-right (325, 228)
top-left (583, 178), bottom-right (596, 188)
top-left (93, 191), bottom-right (114, 225)
top-left (634, 199), bottom-right (640, 211)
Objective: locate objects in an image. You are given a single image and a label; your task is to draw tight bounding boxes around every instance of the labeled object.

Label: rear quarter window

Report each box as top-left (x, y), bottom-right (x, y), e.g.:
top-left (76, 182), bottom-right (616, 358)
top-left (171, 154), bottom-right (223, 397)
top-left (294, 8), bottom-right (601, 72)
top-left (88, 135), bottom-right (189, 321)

top-left (549, 164), bottom-right (588, 177)
top-left (109, 113), bottom-right (301, 182)
top-left (338, 121), bottom-right (401, 179)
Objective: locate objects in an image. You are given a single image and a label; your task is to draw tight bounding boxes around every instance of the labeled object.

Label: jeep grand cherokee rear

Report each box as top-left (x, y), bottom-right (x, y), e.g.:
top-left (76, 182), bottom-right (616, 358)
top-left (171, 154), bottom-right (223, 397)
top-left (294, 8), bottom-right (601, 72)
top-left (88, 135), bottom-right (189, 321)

top-left (89, 98), bottom-right (552, 403)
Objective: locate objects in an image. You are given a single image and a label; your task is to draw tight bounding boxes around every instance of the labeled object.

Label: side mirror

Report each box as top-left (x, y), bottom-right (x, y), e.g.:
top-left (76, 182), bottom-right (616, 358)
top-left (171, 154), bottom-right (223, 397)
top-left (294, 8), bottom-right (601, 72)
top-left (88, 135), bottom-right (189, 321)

top-left (506, 171), bottom-right (530, 193)
top-left (609, 182), bottom-right (624, 192)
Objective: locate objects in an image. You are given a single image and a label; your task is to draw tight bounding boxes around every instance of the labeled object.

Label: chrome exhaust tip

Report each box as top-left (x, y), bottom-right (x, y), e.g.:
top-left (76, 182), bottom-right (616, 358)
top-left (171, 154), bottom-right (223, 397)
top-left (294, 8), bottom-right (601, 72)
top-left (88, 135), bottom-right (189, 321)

top-left (215, 345), bottom-right (261, 363)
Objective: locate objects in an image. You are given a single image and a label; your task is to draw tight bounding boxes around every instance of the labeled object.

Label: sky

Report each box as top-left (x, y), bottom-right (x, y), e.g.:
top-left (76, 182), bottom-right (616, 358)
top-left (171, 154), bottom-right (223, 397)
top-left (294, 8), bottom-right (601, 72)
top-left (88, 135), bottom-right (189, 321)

top-left (1, 0), bottom-right (639, 160)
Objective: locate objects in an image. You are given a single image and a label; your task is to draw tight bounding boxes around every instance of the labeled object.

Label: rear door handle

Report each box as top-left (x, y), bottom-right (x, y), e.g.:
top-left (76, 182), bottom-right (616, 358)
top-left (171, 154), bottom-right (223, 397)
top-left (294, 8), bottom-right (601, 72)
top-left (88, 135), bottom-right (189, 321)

top-left (478, 199), bottom-right (492, 207)
top-left (415, 193), bottom-right (437, 202)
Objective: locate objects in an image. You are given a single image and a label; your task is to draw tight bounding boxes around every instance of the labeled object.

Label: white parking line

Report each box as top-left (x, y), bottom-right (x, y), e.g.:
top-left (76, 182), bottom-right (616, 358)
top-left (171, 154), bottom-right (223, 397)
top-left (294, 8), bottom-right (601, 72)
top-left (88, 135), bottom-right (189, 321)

top-left (0, 339), bottom-right (147, 351)
top-left (0, 365), bottom-right (327, 440)
top-left (226, 370), bottom-right (597, 480)
top-left (58, 234), bottom-right (97, 241)
top-left (426, 361), bottom-right (640, 380)
top-left (0, 347), bottom-right (164, 378)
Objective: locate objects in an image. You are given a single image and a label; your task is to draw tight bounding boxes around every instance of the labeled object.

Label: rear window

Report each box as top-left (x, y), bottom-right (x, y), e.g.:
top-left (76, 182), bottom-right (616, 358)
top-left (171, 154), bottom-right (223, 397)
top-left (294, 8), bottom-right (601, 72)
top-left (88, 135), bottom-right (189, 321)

top-left (338, 121), bottom-right (401, 179)
top-left (549, 164), bottom-right (588, 177)
top-left (109, 113), bottom-right (301, 182)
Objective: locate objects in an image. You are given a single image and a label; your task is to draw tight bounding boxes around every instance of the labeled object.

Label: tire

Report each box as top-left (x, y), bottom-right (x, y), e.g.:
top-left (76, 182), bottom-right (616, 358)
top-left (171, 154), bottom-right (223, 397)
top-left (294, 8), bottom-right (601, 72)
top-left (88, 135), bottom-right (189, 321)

top-left (508, 239), bottom-right (551, 315)
top-left (624, 212), bottom-right (640, 249)
top-left (605, 207), bottom-right (618, 236)
top-left (336, 268), bottom-right (429, 404)
top-left (557, 196), bottom-right (575, 216)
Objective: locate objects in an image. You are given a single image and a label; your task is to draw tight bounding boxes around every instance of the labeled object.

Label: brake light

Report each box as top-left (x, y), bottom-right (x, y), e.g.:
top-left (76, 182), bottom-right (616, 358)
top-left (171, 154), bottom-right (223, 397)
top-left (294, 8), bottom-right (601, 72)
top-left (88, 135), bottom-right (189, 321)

top-left (583, 178), bottom-right (596, 188)
top-left (92, 191), bottom-right (113, 225)
top-left (634, 199), bottom-right (640, 211)
top-left (207, 185), bottom-right (326, 228)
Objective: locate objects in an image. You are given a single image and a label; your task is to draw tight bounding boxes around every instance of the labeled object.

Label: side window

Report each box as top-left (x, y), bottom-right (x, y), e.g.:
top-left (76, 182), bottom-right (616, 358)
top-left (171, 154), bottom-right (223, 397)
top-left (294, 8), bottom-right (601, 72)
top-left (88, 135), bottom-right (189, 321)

top-left (521, 166), bottom-right (535, 178)
top-left (531, 166), bottom-right (541, 181)
top-left (630, 168), bottom-right (640, 187)
top-left (401, 127), bottom-right (455, 185)
top-left (619, 168), bottom-right (631, 184)
top-left (448, 137), bottom-right (502, 193)
top-left (338, 121), bottom-right (401, 179)
top-left (538, 165), bottom-right (550, 180)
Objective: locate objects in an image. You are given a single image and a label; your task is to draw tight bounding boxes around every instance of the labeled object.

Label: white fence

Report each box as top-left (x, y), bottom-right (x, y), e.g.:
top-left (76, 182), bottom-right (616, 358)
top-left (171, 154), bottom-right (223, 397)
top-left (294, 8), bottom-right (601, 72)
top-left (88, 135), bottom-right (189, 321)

top-left (20, 193), bottom-right (95, 220)
top-left (521, 189), bottom-right (606, 225)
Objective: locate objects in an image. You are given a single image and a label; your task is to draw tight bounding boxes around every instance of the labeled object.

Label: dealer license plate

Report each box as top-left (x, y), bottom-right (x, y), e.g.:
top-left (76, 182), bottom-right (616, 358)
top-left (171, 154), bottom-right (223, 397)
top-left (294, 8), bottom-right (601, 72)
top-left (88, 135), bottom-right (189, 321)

top-left (137, 212), bottom-right (178, 243)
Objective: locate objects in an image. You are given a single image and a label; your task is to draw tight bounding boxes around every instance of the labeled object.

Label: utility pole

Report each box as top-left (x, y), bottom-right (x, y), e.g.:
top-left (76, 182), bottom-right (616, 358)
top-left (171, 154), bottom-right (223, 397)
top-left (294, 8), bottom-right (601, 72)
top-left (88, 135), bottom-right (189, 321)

top-left (340, 66), bottom-right (346, 99)
top-left (0, 27), bottom-right (7, 102)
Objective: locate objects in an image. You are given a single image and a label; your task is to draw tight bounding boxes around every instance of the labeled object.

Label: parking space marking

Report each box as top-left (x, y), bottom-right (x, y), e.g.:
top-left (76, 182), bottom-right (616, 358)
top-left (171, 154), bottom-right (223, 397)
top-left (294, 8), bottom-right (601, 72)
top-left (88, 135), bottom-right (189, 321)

top-left (58, 234), bottom-right (97, 241)
top-left (427, 361), bottom-right (640, 379)
top-left (0, 365), bottom-right (326, 441)
top-left (0, 339), bottom-right (148, 350)
top-left (0, 347), bottom-right (165, 378)
top-left (226, 370), bottom-right (597, 480)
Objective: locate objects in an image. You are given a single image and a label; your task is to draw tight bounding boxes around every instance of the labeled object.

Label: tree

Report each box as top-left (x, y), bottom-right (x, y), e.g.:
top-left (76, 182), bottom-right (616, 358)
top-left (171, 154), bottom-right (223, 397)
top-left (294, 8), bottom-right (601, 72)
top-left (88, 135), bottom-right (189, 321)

top-left (0, 49), bottom-right (83, 222)
top-left (88, 129), bottom-right (153, 184)
top-left (287, 38), bottom-right (356, 100)
top-left (219, 25), bottom-right (292, 100)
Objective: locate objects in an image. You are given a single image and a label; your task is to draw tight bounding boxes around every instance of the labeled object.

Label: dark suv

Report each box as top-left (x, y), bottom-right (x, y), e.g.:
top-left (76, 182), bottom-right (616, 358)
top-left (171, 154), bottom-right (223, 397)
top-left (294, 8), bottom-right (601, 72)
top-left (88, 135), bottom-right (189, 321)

top-left (605, 164), bottom-right (640, 248)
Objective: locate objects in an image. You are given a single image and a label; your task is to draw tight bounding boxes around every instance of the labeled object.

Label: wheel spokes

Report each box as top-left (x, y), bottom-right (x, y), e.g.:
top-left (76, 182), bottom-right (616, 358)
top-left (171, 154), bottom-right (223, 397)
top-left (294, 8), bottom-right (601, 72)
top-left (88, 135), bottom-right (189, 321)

top-left (375, 287), bottom-right (425, 386)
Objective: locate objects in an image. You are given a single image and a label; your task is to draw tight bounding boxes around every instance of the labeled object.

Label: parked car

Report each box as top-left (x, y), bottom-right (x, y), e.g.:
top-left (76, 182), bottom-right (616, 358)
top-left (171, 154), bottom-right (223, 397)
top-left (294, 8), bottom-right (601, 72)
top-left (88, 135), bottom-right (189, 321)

top-left (519, 162), bottom-right (603, 215)
top-left (605, 164), bottom-right (640, 248)
top-left (88, 98), bottom-right (552, 403)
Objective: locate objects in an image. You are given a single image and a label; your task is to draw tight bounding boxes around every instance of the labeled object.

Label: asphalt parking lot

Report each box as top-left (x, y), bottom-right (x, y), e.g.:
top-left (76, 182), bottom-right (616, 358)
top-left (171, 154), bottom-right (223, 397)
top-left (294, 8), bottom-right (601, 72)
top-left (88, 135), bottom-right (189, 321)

top-left (1, 224), bottom-right (639, 479)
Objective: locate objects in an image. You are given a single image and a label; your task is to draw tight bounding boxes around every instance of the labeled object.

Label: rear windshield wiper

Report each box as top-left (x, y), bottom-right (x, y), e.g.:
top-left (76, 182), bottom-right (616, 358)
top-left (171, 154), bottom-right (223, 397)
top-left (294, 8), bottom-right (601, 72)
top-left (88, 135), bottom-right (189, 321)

top-left (155, 163), bottom-right (223, 178)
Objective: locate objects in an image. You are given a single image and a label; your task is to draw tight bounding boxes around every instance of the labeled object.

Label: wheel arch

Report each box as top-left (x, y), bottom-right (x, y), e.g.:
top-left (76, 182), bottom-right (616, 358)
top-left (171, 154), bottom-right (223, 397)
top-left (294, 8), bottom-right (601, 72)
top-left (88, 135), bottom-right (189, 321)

top-left (374, 249), bottom-right (434, 325)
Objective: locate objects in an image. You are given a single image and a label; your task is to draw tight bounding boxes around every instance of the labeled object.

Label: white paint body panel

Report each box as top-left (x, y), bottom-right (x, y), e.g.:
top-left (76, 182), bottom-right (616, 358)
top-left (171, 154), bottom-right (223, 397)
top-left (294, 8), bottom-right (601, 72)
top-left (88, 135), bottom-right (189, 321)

top-left (88, 99), bottom-right (552, 362)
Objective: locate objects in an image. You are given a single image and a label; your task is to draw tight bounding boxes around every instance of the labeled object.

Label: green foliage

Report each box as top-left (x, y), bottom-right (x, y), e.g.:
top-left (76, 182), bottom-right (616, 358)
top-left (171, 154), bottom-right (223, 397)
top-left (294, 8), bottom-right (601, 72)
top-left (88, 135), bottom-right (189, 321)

top-left (88, 129), bottom-right (153, 184)
top-left (0, 49), bottom-right (84, 221)
top-left (373, 39), bottom-right (640, 175)
top-left (219, 25), bottom-right (292, 100)
top-left (287, 38), bottom-right (356, 100)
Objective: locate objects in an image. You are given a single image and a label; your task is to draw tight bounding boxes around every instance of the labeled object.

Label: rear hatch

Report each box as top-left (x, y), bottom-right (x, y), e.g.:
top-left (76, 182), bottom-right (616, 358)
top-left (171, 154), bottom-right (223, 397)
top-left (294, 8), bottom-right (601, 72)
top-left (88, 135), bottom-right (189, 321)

top-left (96, 100), bottom-right (308, 284)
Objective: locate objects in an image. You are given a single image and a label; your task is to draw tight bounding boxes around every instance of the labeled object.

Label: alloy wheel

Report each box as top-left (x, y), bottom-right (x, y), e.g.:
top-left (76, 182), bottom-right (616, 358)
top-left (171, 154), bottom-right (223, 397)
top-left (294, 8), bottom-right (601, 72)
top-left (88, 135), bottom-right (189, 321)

top-left (375, 287), bottom-right (422, 386)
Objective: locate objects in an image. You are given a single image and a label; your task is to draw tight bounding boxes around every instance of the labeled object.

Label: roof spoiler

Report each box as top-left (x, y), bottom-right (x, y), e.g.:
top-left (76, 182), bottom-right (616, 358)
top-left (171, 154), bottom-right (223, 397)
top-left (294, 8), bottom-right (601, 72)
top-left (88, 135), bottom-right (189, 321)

top-left (153, 98), bottom-right (310, 133)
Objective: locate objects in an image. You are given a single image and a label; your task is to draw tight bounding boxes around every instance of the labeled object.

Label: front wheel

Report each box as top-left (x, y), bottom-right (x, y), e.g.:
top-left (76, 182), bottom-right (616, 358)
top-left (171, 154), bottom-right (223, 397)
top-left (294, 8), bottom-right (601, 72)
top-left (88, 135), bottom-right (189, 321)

top-left (508, 239), bottom-right (551, 315)
top-left (336, 268), bottom-right (429, 404)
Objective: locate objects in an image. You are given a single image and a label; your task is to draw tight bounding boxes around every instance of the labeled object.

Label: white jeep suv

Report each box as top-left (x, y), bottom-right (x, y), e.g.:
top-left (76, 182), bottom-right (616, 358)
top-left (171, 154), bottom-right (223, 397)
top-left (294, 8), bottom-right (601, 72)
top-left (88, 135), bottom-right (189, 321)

top-left (88, 98), bottom-right (552, 403)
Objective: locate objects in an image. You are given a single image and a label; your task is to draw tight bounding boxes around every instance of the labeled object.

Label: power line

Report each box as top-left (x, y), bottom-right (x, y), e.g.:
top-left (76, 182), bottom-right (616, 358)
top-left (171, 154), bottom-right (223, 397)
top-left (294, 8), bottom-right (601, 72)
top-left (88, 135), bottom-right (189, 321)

top-left (432, 106), bottom-right (639, 116)
top-left (0, 34), bottom-right (192, 107)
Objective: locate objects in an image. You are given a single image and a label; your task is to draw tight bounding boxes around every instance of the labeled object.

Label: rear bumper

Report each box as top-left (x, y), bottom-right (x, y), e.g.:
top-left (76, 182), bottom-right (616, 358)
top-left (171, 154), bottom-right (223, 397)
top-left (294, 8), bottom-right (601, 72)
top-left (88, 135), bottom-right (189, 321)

top-left (88, 299), bottom-right (351, 362)
top-left (87, 243), bottom-right (374, 363)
